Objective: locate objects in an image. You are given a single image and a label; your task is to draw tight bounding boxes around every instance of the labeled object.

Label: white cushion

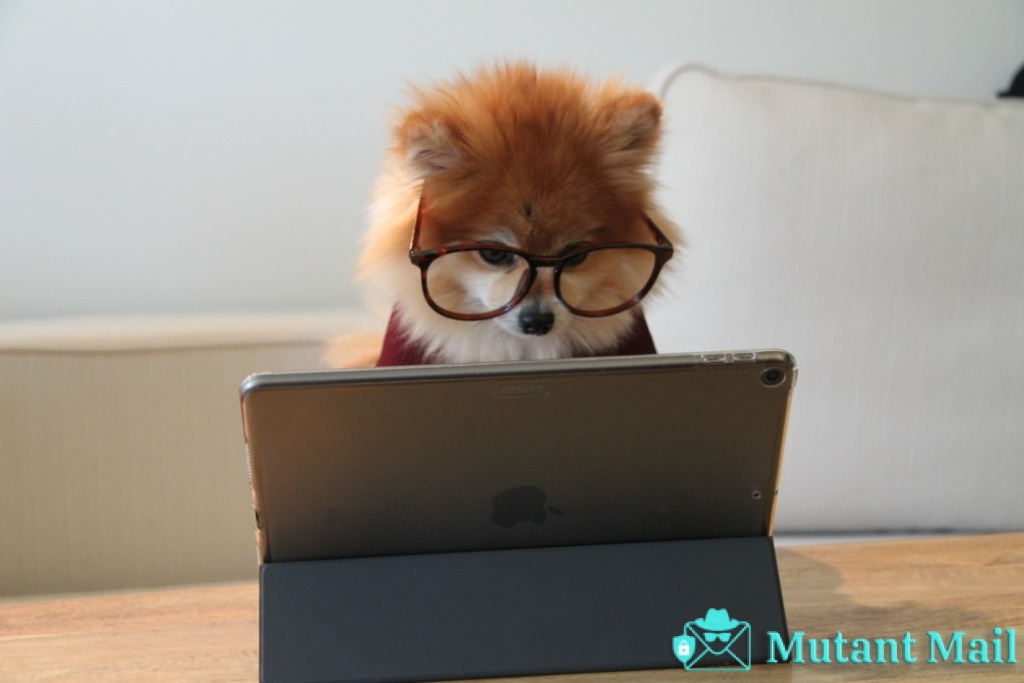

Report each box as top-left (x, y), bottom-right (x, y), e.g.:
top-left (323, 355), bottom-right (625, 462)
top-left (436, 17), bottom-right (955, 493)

top-left (647, 65), bottom-right (1024, 532)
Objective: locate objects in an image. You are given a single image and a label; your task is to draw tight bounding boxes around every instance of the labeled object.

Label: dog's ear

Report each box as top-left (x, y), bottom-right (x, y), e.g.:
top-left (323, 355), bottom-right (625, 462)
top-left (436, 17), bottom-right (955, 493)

top-left (400, 116), bottom-right (466, 177)
top-left (600, 91), bottom-right (662, 167)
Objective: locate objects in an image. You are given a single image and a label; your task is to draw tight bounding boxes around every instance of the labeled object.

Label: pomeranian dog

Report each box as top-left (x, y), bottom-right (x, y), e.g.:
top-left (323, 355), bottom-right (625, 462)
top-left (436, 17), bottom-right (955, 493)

top-left (329, 62), bottom-right (681, 367)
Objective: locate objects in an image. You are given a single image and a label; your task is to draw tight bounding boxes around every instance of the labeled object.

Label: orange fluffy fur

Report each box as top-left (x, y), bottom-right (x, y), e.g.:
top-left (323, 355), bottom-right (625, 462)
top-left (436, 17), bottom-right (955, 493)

top-left (328, 62), bottom-right (682, 367)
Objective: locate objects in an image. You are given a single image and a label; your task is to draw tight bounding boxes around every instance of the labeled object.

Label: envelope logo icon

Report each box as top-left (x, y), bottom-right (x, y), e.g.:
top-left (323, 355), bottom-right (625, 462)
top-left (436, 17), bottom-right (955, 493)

top-left (675, 608), bottom-right (751, 671)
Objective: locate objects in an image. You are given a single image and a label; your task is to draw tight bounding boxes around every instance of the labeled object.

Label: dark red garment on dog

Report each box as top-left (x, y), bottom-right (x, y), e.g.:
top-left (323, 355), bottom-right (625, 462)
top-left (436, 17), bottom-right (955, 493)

top-left (376, 307), bottom-right (657, 366)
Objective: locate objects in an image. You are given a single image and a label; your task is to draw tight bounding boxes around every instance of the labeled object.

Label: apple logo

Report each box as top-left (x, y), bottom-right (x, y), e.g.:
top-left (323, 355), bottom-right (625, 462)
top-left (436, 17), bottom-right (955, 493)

top-left (491, 485), bottom-right (564, 527)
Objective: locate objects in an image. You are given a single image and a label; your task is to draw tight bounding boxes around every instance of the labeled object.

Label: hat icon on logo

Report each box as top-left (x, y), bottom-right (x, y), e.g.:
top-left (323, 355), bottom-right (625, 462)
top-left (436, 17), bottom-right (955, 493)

top-left (693, 608), bottom-right (740, 632)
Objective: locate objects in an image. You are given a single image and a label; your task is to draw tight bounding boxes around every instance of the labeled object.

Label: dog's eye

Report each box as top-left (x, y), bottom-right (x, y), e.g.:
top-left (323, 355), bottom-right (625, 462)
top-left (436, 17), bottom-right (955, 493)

top-left (478, 249), bottom-right (515, 267)
top-left (563, 250), bottom-right (590, 267)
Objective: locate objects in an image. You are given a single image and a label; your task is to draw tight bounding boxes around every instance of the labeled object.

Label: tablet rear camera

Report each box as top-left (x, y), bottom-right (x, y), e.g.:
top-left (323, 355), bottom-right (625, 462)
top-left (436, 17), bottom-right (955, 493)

top-left (761, 368), bottom-right (785, 387)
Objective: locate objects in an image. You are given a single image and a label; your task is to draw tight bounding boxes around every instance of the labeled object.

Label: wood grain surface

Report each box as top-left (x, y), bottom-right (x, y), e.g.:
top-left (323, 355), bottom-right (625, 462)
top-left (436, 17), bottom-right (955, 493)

top-left (1, 533), bottom-right (1021, 682)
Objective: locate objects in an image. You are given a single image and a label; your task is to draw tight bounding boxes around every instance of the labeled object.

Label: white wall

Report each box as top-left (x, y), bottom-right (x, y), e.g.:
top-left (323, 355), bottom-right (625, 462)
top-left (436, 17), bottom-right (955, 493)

top-left (1, 0), bottom-right (1021, 320)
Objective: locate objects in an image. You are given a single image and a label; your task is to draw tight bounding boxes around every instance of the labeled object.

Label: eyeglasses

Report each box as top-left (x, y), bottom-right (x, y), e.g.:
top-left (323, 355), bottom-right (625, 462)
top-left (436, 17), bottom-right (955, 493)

top-left (408, 194), bottom-right (674, 321)
top-left (704, 632), bottom-right (733, 642)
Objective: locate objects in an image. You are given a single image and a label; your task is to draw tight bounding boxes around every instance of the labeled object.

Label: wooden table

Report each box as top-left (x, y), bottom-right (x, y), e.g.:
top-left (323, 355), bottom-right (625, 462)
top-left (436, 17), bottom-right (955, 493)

top-left (2, 533), bottom-right (1021, 682)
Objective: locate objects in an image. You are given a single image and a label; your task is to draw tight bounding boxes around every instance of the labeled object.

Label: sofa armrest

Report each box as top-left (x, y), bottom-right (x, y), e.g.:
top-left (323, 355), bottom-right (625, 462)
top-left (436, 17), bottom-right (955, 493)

top-left (0, 310), bottom-right (376, 596)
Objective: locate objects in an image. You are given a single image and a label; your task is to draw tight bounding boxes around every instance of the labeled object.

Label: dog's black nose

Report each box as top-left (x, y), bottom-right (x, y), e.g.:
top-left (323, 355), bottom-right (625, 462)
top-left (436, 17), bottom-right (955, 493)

top-left (518, 309), bottom-right (555, 336)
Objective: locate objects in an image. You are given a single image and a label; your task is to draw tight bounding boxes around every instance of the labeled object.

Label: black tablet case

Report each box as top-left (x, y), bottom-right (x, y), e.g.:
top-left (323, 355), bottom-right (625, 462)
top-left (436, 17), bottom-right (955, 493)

top-left (261, 536), bottom-right (788, 682)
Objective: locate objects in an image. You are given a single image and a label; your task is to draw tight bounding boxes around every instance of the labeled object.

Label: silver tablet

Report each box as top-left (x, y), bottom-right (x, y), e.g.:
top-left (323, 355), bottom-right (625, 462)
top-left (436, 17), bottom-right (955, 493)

top-left (240, 351), bottom-right (795, 563)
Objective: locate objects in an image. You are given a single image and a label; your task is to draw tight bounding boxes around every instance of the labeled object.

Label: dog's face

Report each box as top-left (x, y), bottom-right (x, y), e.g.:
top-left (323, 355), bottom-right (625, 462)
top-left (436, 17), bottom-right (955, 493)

top-left (358, 63), bottom-right (681, 363)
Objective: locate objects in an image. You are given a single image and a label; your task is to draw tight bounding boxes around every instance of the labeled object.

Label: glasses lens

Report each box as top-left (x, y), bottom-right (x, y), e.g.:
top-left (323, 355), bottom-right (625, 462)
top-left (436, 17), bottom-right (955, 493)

top-left (558, 247), bottom-right (658, 314)
top-left (424, 249), bottom-right (530, 317)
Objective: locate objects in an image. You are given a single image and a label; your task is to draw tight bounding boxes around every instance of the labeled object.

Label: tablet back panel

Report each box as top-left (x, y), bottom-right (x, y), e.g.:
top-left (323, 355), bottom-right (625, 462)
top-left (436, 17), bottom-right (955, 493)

top-left (240, 351), bottom-right (795, 563)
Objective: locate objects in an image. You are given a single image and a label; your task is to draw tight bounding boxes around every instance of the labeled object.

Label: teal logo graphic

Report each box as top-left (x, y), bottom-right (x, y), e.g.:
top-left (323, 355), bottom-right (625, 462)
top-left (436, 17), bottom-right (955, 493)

top-left (674, 608), bottom-right (751, 670)
top-left (673, 635), bottom-right (696, 664)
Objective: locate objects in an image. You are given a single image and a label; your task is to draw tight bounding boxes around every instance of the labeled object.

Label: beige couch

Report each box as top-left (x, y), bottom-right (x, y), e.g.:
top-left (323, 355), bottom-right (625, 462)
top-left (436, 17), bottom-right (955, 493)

top-left (0, 311), bottom-right (374, 596)
top-left (4, 66), bottom-right (1023, 597)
